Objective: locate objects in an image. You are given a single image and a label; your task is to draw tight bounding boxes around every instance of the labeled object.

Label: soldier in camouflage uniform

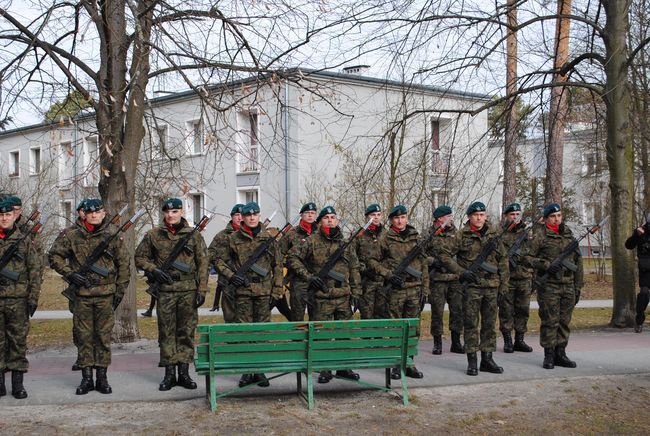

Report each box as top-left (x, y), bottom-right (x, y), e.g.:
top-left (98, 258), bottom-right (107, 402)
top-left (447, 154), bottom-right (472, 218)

top-left (280, 202), bottom-right (317, 321)
top-left (288, 205), bottom-right (362, 383)
top-left (0, 200), bottom-right (41, 399)
top-left (439, 202), bottom-right (508, 376)
top-left (527, 203), bottom-right (583, 369)
top-left (354, 203), bottom-right (386, 319)
top-left (498, 203), bottom-right (534, 353)
top-left (367, 205), bottom-right (428, 379)
top-left (425, 205), bottom-right (464, 355)
top-left (49, 199), bottom-right (130, 395)
top-left (207, 203), bottom-right (244, 323)
top-left (135, 198), bottom-right (209, 391)
top-left (214, 201), bottom-right (283, 388)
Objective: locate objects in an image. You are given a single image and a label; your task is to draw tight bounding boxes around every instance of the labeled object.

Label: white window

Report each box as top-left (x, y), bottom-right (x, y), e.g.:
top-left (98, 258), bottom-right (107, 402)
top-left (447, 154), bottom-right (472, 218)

top-left (84, 135), bottom-right (99, 187)
top-left (59, 141), bottom-right (75, 186)
top-left (238, 188), bottom-right (259, 205)
top-left (29, 147), bottom-right (42, 175)
top-left (237, 110), bottom-right (259, 173)
top-left (186, 119), bottom-right (204, 155)
top-left (189, 193), bottom-right (204, 225)
top-left (431, 190), bottom-right (448, 208)
top-left (582, 152), bottom-right (599, 176)
top-left (9, 150), bottom-right (19, 177)
top-left (60, 200), bottom-right (73, 227)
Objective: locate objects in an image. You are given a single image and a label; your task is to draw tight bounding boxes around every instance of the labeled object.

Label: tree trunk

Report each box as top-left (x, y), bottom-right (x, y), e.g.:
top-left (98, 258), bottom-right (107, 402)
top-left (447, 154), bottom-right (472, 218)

top-left (545, 0), bottom-right (571, 204)
top-left (502, 0), bottom-right (518, 208)
top-left (602, 0), bottom-right (636, 327)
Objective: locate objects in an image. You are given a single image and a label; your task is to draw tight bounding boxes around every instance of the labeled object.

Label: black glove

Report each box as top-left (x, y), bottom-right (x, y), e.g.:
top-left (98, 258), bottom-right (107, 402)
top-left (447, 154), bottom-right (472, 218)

top-left (151, 268), bottom-right (174, 285)
top-left (388, 274), bottom-right (405, 289)
top-left (419, 294), bottom-right (427, 312)
top-left (196, 292), bottom-right (206, 308)
top-left (350, 296), bottom-right (360, 313)
top-left (497, 291), bottom-right (505, 307)
top-left (575, 288), bottom-right (581, 305)
top-left (309, 276), bottom-right (328, 292)
top-left (67, 272), bottom-right (91, 288)
top-left (547, 262), bottom-right (562, 276)
top-left (112, 295), bottom-right (123, 310)
top-left (459, 270), bottom-right (479, 284)
top-left (430, 259), bottom-right (444, 270)
top-left (229, 274), bottom-right (249, 288)
top-left (28, 303), bottom-right (37, 318)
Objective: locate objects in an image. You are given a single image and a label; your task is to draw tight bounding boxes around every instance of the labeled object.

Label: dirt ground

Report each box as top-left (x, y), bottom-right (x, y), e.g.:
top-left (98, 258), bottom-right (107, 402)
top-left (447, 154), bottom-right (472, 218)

top-left (1, 373), bottom-right (648, 435)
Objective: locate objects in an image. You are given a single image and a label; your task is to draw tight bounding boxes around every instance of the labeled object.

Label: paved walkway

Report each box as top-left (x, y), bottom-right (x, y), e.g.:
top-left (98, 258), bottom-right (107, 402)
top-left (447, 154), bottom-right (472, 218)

top-left (1, 329), bottom-right (648, 408)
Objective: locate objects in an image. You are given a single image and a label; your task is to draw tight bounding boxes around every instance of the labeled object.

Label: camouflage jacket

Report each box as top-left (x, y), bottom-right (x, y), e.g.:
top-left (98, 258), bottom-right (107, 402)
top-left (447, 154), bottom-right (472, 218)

top-left (15, 214), bottom-right (45, 271)
top-left (527, 223), bottom-right (584, 288)
top-left (207, 221), bottom-right (237, 286)
top-left (279, 221), bottom-right (315, 257)
top-left (135, 218), bottom-right (209, 295)
top-left (354, 224), bottom-right (384, 283)
top-left (439, 221), bottom-right (509, 292)
top-left (287, 226), bottom-right (361, 299)
top-left (425, 224), bottom-right (459, 283)
top-left (367, 224), bottom-right (430, 293)
top-left (0, 226), bottom-right (41, 304)
top-left (501, 221), bottom-right (534, 280)
top-left (213, 225), bottom-right (283, 298)
top-left (49, 218), bottom-right (130, 298)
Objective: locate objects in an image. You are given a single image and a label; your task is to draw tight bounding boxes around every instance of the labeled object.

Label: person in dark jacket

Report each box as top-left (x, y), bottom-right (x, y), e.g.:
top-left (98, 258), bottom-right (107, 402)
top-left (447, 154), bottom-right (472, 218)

top-left (625, 215), bottom-right (650, 333)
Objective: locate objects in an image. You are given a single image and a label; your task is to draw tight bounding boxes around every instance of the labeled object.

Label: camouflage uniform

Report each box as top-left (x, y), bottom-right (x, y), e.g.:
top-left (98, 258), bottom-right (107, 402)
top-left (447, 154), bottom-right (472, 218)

top-left (48, 219), bottom-right (130, 368)
top-left (287, 226), bottom-right (361, 321)
top-left (280, 222), bottom-right (315, 321)
top-left (16, 214), bottom-right (45, 276)
top-left (135, 217), bottom-right (209, 366)
top-left (214, 225), bottom-right (283, 323)
top-left (440, 222), bottom-right (509, 354)
top-left (354, 224), bottom-right (386, 319)
top-left (0, 226), bottom-right (41, 373)
top-left (528, 223), bottom-right (583, 350)
top-left (425, 224), bottom-right (463, 338)
top-left (367, 225), bottom-right (430, 320)
top-left (207, 222), bottom-right (238, 323)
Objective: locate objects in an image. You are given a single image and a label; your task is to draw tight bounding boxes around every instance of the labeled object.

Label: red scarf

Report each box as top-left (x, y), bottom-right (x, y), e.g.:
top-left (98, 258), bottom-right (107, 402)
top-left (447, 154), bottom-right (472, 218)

top-left (322, 226), bottom-right (332, 237)
top-left (469, 223), bottom-right (483, 235)
top-left (391, 225), bottom-right (404, 234)
top-left (546, 223), bottom-right (560, 234)
top-left (0, 228), bottom-right (6, 239)
top-left (83, 221), bottom-right (96, 233)
top-left (241, 223), bottom-right (255, 237)
top-left (231, 222), bottom-right (240, 232)
top-left (368, 223), bottom-right (379, 233)
top-left (299, 219), bottom-right (313, 235)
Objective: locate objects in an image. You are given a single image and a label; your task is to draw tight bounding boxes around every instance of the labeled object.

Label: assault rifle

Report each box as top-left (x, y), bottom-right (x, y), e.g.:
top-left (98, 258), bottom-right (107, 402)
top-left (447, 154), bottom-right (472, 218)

top-left (0, 212), bottom-right (49, 282)
top-left (145, 213), bottom-right (213, 300)
top-left (62, 207), bottom-right (144, 301)
top-left (17, 208), bottom-right (42, 233)
top-left (506, 217), bottom-right (541, 270)
top-left (535, 216), bottom-right (609, 289)
top-left (461, 218), bottom-right (520, 283)
top-left (215, 215), bottom-right (300, 309)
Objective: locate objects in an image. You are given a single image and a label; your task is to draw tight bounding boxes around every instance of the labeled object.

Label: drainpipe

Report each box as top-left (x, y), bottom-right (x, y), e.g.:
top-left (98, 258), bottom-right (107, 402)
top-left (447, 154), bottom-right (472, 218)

top-left (283, 80), bottom-right (290, 220)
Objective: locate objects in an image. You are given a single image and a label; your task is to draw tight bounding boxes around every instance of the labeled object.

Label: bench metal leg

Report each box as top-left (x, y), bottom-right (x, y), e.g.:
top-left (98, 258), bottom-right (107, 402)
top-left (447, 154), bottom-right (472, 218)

top-left (296, 372), bottom-right (302, 396)
top-left (400, 366), bottom-right (409, 406)
top-left (205, 375), bottom-right (209, 399)
top-left (209, 373), bottom-right (217, 412)
top-left (385, 368), bottom-right (391, 388)
top-left (307, 371), bottom-right (314, 410)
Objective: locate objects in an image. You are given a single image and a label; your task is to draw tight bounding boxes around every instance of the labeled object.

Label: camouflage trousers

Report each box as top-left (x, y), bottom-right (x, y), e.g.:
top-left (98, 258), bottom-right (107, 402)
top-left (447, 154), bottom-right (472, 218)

top-left (158, 291), bottom-right (198, 366)
top-left (289, 280), bottom-right (311, 322)
top-left (312, 296), bottom-right (352, 321)
top-left (463, 286), bottom-right (497, 354)
top-left (0, 297), bottom-right (29, 372)
top-left (537, 282), bottom-right (575, 348)
top-left (359, 279), bottom-right (387, 320)
top-left (429, 281), bottom-right (463, 337)
top-left (498, 278), bottom-right (531, 334)
top-left (73, 295), bottom-right (114, 368)
top-left (235, 294), bottom-right (271, 323)
top-left (386, 287), bottom-right (422, 320)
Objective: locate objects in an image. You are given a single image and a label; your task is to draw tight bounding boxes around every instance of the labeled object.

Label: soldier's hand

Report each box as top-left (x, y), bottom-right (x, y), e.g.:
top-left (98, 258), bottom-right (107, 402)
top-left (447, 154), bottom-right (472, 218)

top-left (419, 293), bottom-right (427, 311)
top-left (28, 303), bottom-right (37, 318)
top-left (637, 226), bottom-right (645, 235)
top-left (430, 259), bottom-right (444, 270)
top-left (309, 276), bottom-right (328, 292)
top-left (230, 274), bottom-right (249, 288)
top-left (510, 252), bottom-right (521, 266)
top-left (388, 274), bottom-right (405, 289)
top-left (350, 295), bottom-right (360, 313)
top-left (152, 268), bottom-right (174, 285)
top-left (67, 272), bottom-right (91, 288)
top-left (459, 270), bottom-right (479, 284)
top-left (547, 262), bottom-right (562, 276)
top-left (195, 292), bottom-right (206, 308)
top-left (574, 288), bottom-right (581, 305)
top-left (112, 295), bottom-right (123, 310)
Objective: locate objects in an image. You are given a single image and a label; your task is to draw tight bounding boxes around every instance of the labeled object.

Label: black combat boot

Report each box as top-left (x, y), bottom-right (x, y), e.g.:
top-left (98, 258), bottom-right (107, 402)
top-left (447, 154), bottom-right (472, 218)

top-left (0, 370), bottom-right (5, 397)
top-left (318, 370), bottom-right (333, 384)
top-left (406, 366), bottom-right (424, 379)
top-left (466, 352), bottom-right (478, 376)
top-left (76, 367), bottom-right (94, 395)
top-left (71, 360), bottom-right (81, 371)
top-left (390, 367), bottom-right (401, 380)
top-left (479, 352), bottom-right (504, 374)
top-left (513, 332), bottom-right (533, 352)
top-left (238, 374), bottom-right (253, 387)
top-left (502, 331), bottom-right (514, 353)
top-left (336, 369), bottom-right (360, 380)
top-left (543, 347), bottom-right (555, 369)
top-left (95, 367), bottom-right (112, 394)
top-left (252, 373), bottom-right (270, 387)
top-left (11, 371), bottom-right (27, 399)
top-left (450, 332), bottom-right (465, 354)
top-left (140, 309), bottom-right (153, 317)
top-left (159, 365), bottom-right (177, 391)
top-left (177, 363), bottom-right (197, 389)
top-left (554, 346), bottom-right (577, 368)
top-left (432, 335), bottom-right (442, 355)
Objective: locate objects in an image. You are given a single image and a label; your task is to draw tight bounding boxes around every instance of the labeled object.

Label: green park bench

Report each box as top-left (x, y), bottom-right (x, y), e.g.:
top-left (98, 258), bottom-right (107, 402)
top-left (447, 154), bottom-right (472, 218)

top-left (194, 318), bottom-right (421, 411)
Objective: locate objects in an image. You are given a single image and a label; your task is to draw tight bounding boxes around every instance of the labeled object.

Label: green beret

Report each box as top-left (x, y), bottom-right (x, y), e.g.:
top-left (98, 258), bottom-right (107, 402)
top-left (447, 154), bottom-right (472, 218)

top-left (503, 203), bottom-right (521, 214)
top-left (4, 195), bottom-right (22, 207)
top-left (388, 204), bottom-right (407, 219)
top-left (364, 203), bottom-right (381, 216)
top-left (317, 205), bottom-right (336, 222)
top-left (230, 203), bottom-right (245, 215)
top-left (162, 198), bottom-right (183, 211)
top-left (466, 201), bottom-right (486, 215)
top-left (242, 201), bottom-right (260, 216)
top-left (543, 203), bottom-right (561, 218)
top-left (76, 199), bottom-right (88, 212)
top-left (83, 198), bottom-right (104, 212)
top-left (433, 205), bottom-right (452, 219)
top-left (300, 202), bottom-right (317, 214)
top-left (0, 201), bottom-right (13, 213)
